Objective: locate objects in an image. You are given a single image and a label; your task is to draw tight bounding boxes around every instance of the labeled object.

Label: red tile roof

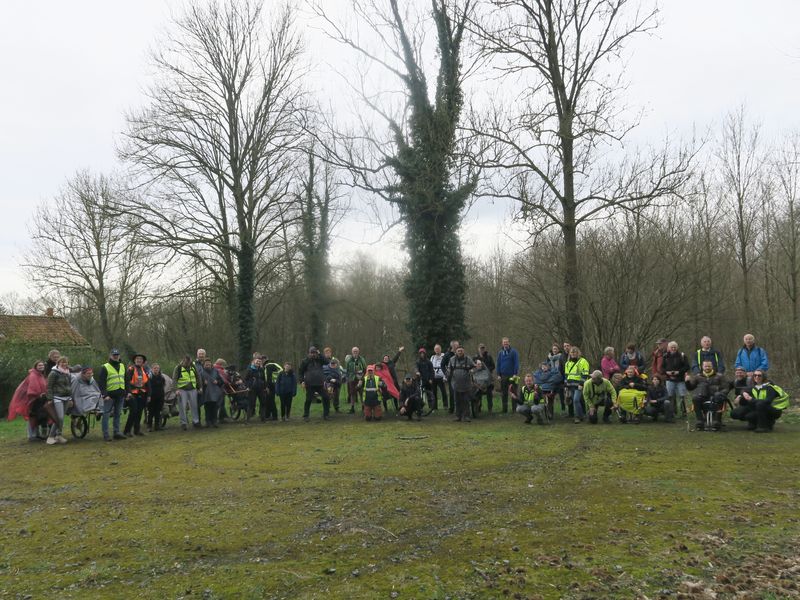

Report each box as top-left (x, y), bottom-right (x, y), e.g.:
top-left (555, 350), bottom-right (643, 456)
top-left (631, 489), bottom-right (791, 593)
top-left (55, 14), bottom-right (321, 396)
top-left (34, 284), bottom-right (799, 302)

top-left (0, 315), bottom-right (89, 346)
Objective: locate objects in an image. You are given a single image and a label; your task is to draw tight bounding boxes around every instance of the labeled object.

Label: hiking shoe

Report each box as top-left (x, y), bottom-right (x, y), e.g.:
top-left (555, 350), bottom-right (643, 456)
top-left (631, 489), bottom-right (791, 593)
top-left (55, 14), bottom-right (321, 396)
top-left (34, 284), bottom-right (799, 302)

top-left (134, 431), bottom-right (145, 436)
top-left (181, 423), bottom-right (188, 431)
top-left (46, 436), bottom-right (57, 445)
top-left (104, 435), bottom-right (112, 442)
top-left (453, 417), bottom-right (462, 422)
top-left (695, 421), bottom-right (705, 431)
top-left (113, 433), bottom-right (126, 440)
top-left (573, 418), bottom-right (581, 424)
top-left (56, 435), bottom-right (68, 444)
top-left (193, 422), bottom-right (202, 429)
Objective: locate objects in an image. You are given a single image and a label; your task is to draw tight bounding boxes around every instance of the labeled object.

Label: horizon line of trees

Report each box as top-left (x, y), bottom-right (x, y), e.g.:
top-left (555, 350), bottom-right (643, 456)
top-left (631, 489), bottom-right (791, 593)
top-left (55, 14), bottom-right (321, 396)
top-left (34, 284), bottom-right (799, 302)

top-left (6, 0), bottom-right (800, 382)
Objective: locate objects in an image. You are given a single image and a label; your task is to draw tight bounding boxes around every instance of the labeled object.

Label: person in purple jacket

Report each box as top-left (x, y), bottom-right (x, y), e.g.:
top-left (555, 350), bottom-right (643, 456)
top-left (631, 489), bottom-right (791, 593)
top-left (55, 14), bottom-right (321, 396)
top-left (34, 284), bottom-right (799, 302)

top-left (734, 334), bottom-right (769, 380)
top-left (496, 337), bottom-right (520, 413)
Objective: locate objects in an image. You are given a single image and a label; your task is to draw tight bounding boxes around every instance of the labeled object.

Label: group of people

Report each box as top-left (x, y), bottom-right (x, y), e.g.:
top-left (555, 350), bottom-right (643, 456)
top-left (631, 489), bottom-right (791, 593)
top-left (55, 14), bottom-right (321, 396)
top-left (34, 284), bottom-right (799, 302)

top-left (536, 334), bottom-right (787, 432)
top-left (5, 333), bottom-right (791, 444)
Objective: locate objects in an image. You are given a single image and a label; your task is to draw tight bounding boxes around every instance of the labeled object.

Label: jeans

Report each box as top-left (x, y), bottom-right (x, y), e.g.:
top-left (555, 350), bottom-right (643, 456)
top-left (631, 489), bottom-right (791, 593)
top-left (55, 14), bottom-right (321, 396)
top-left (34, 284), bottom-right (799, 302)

top-left (178, 389), bottom-right (200, 425)
top-left (571, 387), bottom-right (585, 419)
top-left (49, 397), bottom-right (66, 438)
top-left (102, 393), bottom-right (125, 437)
top-left (665, 380), bottom-right (687, 400)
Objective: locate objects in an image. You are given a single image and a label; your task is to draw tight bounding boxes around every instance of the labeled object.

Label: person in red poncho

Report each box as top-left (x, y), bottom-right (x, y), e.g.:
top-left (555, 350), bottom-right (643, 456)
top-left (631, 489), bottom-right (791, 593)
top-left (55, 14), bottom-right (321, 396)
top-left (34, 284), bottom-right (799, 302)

top-left (8, 361), bottom-right (48, 441)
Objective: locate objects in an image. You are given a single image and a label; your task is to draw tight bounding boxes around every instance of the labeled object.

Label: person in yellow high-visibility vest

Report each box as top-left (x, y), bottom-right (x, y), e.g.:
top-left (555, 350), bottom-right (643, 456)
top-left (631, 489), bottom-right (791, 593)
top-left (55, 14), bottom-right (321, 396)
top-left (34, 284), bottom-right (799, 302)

top-left (173, 355), bottom-right (201, 430)
top-left (734, 370), bottom-right (790, 433)
top-left (563, 346), bottom-right (590, 423)
top-left (97, 348), bottom-right (127, 441)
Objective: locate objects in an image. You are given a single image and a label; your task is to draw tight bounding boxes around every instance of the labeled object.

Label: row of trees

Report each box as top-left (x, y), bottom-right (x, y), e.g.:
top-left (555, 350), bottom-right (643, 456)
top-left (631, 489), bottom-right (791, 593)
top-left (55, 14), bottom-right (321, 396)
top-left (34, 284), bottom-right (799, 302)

top-left (16, 0), bottom-right (800, 377)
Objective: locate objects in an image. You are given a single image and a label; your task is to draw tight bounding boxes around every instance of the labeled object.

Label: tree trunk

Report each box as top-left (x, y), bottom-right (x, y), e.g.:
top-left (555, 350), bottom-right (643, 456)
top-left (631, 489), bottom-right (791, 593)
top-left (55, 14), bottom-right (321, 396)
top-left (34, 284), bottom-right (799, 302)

top-left (560, 118), bottom-right (583, 348)
top-left (237, 240), bottom-right (255, 369)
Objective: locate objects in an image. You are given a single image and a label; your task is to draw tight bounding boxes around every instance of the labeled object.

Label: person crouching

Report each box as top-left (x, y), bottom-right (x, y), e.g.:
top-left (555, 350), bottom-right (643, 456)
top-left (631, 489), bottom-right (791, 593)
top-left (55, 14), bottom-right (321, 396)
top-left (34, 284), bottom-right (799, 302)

top-left (399, 375), bottom-right (424, 421)
top-left (644, 374), bottom-right (674, 422)
top-left (515, 374), bottom-right (547, 425)
top-left (583, 370), bottom-right (617, 424)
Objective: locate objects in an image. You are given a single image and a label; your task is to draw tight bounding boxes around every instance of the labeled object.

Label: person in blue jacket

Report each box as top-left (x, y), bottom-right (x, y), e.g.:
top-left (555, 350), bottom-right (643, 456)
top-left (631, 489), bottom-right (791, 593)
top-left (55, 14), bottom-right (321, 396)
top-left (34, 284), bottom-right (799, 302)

top-left (496, 337), bottom-right (520, 413)
top-left (275, 362), bottom-right (297, 421)
top-left (734, 334), bottom-right (769, 379)
top-left (534, 360), bottom-right (562, 392)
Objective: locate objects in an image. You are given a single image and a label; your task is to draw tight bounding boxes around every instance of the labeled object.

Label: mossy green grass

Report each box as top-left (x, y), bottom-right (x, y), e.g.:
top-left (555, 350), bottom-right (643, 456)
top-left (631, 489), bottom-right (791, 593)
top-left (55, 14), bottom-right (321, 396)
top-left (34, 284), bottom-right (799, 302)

top-left (1, 407), bottom-right (798, 599)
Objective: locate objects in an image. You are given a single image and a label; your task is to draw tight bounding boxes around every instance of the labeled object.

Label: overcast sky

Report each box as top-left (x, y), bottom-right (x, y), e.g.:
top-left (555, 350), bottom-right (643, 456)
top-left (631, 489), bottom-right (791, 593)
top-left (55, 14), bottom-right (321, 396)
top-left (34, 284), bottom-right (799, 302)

top-left (1, 0), bottom-right (798, 299)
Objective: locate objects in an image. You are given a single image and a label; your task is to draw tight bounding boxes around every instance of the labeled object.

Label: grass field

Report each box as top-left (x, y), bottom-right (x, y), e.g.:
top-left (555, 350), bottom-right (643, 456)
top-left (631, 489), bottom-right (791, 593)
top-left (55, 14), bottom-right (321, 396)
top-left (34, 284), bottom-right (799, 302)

top-left (1, 405), bottom-right (799, 599)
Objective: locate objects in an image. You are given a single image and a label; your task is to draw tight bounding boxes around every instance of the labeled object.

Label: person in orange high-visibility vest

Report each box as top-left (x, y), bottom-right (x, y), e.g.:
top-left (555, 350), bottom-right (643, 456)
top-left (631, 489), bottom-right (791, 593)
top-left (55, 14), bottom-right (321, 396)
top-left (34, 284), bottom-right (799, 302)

top-left (124, 353), bottom-right (150, 437)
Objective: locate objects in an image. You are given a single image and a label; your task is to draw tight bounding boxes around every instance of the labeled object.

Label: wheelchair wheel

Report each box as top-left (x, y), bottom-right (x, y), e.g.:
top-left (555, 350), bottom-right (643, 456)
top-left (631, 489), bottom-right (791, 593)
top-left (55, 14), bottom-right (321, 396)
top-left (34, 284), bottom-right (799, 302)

top-left (70, 415), bottom-right (89, 439)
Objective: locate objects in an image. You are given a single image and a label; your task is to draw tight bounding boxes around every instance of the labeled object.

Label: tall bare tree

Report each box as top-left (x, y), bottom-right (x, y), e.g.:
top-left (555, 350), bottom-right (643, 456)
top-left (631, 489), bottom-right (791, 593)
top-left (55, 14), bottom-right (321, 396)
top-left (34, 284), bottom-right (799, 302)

top-left (770, 132), bottom-right (800, 366)
top-left (313, 0), bottom-right (478, 349)
top-left (716, 106), bottom-right (767, 330)
top-left (469, 0), bottom-right (694, 347)
top-left (24, 171), bottom-right (147, 349)
top-left (120, 0), bottom-right (307, 366)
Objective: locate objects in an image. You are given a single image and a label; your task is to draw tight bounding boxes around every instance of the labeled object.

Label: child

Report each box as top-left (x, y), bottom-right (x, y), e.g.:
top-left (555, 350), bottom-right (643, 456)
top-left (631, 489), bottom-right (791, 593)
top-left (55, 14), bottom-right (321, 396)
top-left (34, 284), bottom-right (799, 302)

top-left (275, 363), bottom-right (297, 421)
top-left (360, 365), bottom-right (385, 421)
top-left (399, 375), bottom-right (423, 421)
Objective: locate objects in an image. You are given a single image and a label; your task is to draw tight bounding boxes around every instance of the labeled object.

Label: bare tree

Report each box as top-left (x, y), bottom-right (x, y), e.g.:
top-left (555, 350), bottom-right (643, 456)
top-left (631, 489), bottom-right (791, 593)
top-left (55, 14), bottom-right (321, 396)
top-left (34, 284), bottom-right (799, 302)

top-left (23, 171), bottom-right (148, 349)
top-left (120, 0), bottom-right (307, 366)
top-left (468, 0), bottom-right (695, 347)
top-left (770, 132), bottom-right (800, 366)
top-left (716, 106), bottom-right (767, 330)
top-left (312, 0), bottom-right (478, 349)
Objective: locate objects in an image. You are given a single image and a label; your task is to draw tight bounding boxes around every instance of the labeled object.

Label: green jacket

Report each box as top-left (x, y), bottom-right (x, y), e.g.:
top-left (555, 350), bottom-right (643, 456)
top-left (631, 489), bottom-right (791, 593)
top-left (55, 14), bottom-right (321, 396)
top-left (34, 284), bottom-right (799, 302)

top-left (582, 378), bottom-right (617, 405)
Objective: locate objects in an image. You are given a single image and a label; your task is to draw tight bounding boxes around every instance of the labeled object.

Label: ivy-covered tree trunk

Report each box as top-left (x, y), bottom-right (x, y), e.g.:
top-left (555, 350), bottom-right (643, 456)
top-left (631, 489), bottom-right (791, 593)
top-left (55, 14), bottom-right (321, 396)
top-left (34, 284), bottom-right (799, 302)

top-left (236, 239), bottom-right (256, 370)
top-left (300, 150), bottom-right (333, 349)
top-left (386, 0), bottom-right (475, 350)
